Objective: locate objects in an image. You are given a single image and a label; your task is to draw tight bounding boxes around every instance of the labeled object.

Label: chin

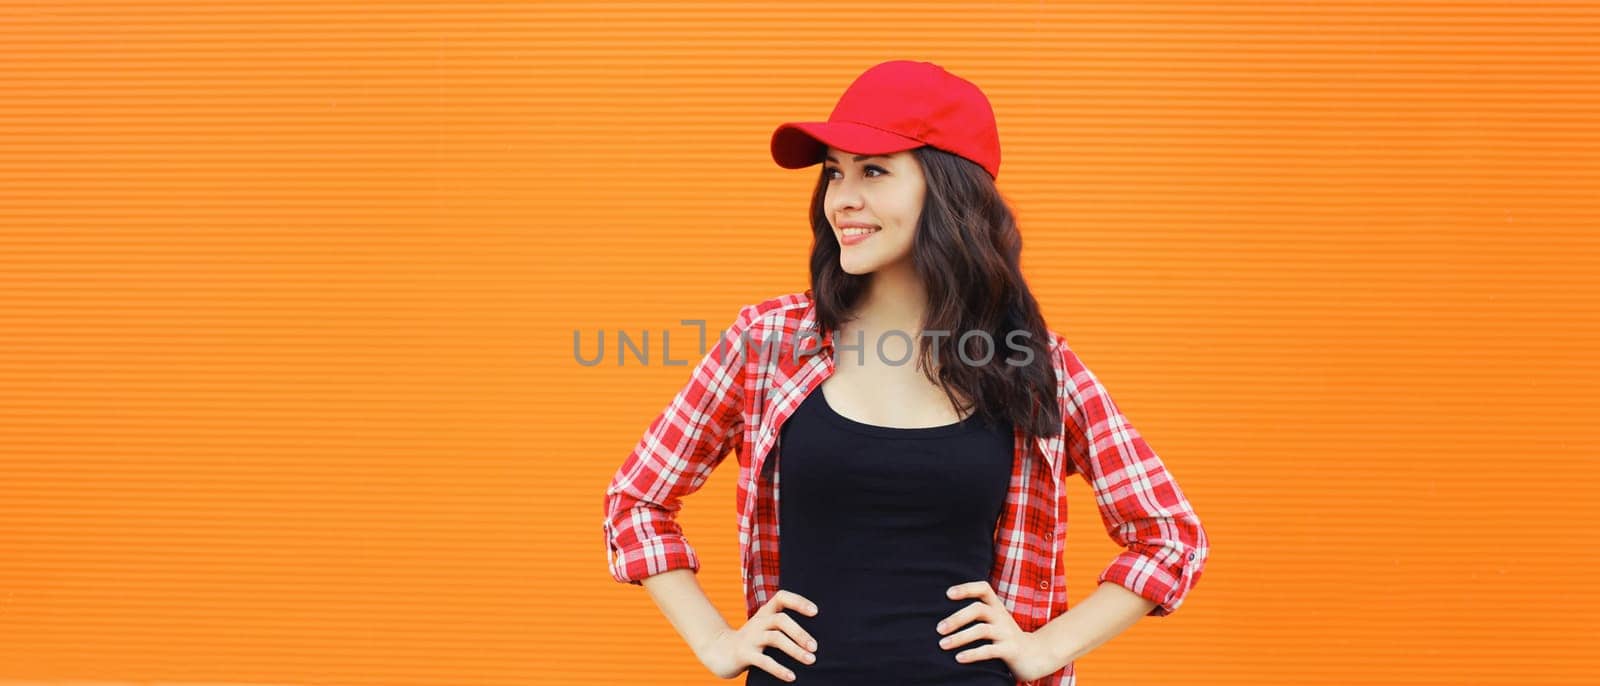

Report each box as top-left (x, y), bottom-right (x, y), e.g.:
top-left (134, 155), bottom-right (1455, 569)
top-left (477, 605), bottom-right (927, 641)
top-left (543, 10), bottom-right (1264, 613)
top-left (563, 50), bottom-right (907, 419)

top-left (838, 254), bottom-right (884, 275)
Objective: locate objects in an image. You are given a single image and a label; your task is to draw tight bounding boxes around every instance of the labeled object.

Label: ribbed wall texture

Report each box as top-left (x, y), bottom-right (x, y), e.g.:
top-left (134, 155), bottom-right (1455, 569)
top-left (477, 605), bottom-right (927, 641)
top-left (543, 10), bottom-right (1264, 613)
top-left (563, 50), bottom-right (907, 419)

top-left (1, 1), bottom-right (1596, 684)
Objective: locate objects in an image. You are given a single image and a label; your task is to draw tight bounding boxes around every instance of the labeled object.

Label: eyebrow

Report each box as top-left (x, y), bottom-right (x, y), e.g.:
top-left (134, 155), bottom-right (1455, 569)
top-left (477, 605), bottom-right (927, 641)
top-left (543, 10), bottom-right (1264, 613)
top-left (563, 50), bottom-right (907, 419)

top-left (823, 153), bottom-right (888, 164)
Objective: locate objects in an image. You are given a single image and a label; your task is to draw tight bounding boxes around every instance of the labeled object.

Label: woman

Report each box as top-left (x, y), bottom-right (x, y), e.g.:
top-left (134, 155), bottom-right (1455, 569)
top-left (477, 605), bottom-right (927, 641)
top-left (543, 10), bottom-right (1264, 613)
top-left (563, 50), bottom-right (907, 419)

top-left (603, 60), bottom-right (1209, 686)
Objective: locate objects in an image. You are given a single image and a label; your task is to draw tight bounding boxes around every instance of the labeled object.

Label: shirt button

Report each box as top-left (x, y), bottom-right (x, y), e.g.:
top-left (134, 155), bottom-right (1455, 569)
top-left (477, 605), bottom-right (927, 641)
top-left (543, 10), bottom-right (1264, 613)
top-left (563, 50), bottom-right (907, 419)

top-left (1037, 579), bottom-right (1049, 590)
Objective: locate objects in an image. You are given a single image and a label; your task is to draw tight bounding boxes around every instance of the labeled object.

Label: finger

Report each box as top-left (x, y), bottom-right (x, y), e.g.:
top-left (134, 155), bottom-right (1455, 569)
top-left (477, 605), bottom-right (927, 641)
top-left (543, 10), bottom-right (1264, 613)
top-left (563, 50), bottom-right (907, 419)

top-left (938, 621), bottom-right (991, 651)
top-left (973, 581), bottom-right (1000, 604)
top-left (958, 581), bottom-right (997, 604)
top-left (773, 611), bottom-right (819, 652)
top-left (947, 581), bottom-right (997, 604)
top-left (759, 590), bottom-right (815, 618)
top-left (779, 590), bottom-right (819, 616)
top-left (760, 628), bottom-right (816, 667)
top-left (751, 652), bottom-right (797, 683)
top-left (936, 601), bottom-right (989, 635)
top-left (955, 641), bottom-right (1000, 664)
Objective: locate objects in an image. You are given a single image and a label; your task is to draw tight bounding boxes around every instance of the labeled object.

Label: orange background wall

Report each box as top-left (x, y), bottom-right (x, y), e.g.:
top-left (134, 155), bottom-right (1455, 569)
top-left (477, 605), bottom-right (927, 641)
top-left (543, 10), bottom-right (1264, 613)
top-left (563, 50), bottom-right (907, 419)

top-left (2, 1), bottom-right (1596, 684)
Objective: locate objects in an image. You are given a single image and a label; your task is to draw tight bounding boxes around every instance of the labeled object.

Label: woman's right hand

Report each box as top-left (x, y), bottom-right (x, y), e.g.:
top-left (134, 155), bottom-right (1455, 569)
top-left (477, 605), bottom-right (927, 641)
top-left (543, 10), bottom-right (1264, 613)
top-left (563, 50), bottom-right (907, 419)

top-left (693, 590), bottom-right (821, 682)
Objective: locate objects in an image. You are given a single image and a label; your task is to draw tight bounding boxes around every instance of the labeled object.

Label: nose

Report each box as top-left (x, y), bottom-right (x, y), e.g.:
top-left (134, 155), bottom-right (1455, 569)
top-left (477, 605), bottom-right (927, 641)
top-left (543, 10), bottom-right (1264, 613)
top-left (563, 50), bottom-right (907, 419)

top-left (827, 176), bottom-right (864, 218)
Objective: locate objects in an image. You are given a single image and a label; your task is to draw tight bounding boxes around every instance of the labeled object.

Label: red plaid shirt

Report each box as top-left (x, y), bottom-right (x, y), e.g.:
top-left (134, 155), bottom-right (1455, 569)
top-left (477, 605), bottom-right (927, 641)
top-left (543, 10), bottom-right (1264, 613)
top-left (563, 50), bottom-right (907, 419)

top-left (603, 289), bottom-right (1208, 686)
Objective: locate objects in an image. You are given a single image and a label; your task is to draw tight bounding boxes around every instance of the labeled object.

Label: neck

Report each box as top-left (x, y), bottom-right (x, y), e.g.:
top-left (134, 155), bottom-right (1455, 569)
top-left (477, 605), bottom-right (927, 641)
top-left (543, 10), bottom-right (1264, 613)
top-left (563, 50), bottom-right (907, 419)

top-left (849, 259), bottom-right (928, 337)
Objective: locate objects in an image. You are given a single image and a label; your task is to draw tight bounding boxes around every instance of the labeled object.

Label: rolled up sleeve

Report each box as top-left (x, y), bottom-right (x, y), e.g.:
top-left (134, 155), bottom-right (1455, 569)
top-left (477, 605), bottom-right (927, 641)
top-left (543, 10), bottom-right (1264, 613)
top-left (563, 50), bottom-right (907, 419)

top-left (1057, 343), bottom-right (1209, 617)
top-left (602, 303), bottom-right (757, 585)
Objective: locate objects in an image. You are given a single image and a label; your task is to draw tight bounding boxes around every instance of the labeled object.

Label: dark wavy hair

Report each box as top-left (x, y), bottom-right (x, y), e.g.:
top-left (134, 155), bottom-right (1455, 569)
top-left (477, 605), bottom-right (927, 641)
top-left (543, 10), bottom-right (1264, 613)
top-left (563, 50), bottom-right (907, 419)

top-left (806, 145), bottom-right (1063, 440)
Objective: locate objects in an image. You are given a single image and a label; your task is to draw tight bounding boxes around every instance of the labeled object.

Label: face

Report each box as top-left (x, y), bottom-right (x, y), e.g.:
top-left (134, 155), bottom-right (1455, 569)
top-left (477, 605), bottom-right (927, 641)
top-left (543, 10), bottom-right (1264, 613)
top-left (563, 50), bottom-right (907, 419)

top-left (822, 146), bottom-right (926, 275)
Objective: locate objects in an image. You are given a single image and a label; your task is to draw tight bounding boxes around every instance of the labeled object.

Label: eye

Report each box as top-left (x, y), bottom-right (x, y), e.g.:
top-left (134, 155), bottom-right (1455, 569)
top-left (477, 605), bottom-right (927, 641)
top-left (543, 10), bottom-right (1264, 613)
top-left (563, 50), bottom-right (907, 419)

top-left (824, 165), bottom-right (889, 180)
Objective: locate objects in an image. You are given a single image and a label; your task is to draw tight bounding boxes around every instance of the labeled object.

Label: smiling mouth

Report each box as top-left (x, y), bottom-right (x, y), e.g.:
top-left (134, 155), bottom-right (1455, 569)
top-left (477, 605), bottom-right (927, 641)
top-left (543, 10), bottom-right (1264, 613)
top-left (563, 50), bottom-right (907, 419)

top-left (841, 227), bottom-right (881, 236)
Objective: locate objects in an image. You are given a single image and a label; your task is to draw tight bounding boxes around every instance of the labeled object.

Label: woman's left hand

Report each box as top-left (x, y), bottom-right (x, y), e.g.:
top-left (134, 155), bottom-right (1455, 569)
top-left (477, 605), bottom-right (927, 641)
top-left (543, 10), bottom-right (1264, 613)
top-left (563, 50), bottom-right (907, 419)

top-left (938, 580), bottom-right (1059, 683)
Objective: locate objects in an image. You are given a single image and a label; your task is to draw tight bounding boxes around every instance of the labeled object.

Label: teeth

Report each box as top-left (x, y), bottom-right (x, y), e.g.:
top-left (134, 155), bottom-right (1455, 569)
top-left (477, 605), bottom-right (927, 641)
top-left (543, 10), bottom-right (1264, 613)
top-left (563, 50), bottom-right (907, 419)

top-left (843, 227), bottom-right (880, 236)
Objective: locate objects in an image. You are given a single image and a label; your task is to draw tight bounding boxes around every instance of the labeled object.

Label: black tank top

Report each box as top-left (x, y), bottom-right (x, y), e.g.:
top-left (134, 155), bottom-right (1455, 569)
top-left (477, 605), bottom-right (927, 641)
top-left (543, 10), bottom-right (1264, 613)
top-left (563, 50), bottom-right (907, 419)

top-left (745, 383), bottom-right (1016, 686)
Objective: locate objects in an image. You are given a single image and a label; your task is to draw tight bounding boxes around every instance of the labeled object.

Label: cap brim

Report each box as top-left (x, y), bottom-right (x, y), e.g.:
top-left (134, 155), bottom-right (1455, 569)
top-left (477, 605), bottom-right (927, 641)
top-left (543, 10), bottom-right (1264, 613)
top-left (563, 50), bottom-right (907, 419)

top-left (770, 121), bottom-right (923, 170)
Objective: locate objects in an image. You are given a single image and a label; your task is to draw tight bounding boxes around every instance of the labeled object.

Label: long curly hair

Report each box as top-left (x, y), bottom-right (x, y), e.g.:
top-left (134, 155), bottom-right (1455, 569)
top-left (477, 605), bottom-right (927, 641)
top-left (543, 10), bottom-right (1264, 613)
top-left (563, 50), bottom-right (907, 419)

top-left (804, 145), bottom-right (1063, 440)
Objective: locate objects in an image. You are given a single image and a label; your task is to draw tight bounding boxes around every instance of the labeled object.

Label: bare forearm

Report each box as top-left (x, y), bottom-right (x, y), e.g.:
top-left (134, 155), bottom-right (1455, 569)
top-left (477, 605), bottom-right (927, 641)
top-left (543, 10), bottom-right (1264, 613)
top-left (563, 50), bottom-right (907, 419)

top-left (1032, 581), bottom-right (1159, 669)
top-left (639, 568), bottom-right (735, 659)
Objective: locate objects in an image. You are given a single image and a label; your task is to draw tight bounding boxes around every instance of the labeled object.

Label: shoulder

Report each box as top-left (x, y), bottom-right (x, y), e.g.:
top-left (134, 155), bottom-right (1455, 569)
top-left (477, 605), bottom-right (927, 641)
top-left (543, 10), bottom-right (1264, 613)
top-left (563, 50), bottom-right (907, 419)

top-left (1042, 328), bottom-right (1092, 397)
top-left (1042, 327), bottom-right (1069, 367)
top-left (748, 289), bottom-right (813, 320)
top-left (729, 288), bottom-right (815, 336)
top-left (1042, 327), bottom-right (1066, 355)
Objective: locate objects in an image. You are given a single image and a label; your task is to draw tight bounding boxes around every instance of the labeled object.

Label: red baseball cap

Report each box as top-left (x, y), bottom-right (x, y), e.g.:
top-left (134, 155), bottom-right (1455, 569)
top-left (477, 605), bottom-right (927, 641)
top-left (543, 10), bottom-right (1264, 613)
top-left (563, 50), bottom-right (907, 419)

top-left (771, 60), bottom-right (1002, 180)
